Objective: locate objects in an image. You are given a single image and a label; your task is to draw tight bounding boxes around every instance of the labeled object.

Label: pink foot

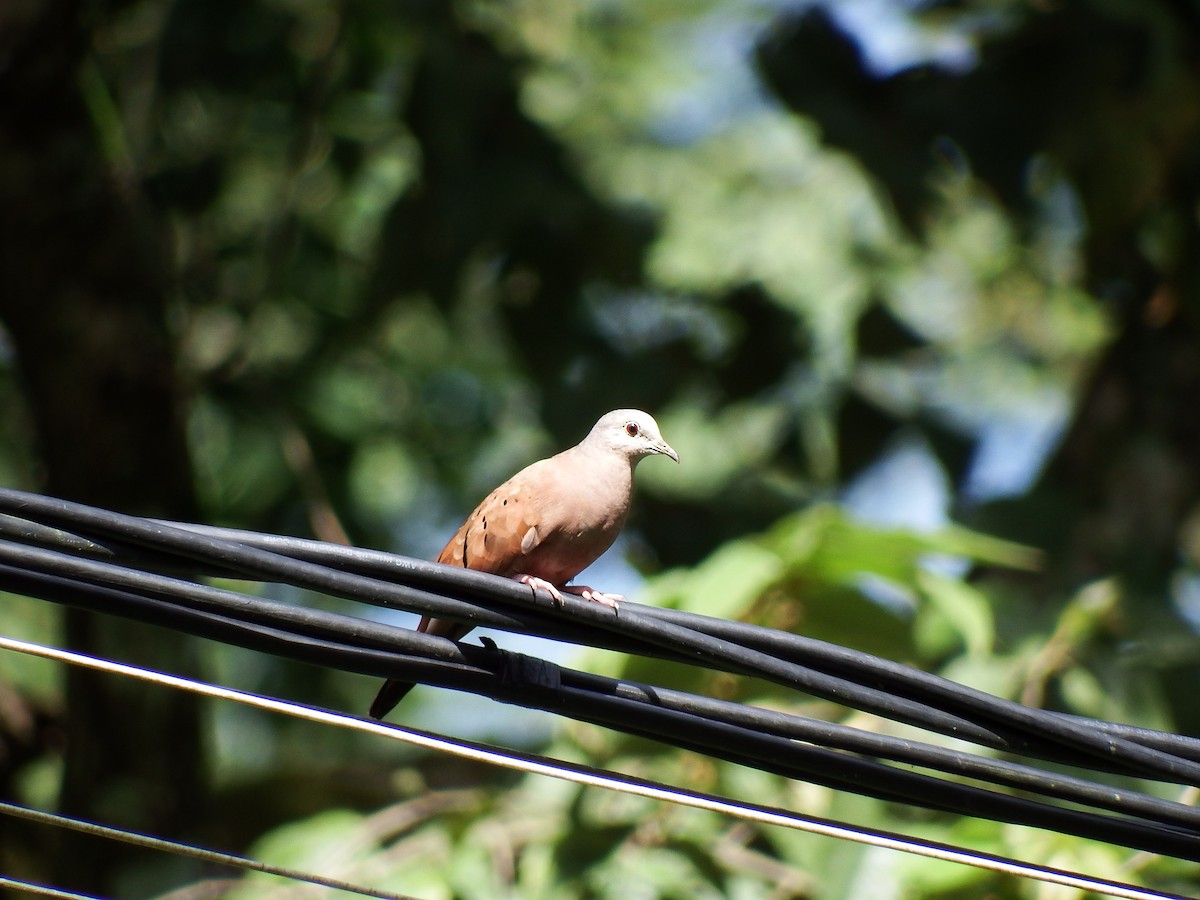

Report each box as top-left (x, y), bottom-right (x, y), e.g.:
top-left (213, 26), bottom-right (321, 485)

top-left (517, 574), bottom-right (564, 604)
top-left (514, 576), bottom-right (622, 610)
top-left (563, 584), bottom-right (622, 610)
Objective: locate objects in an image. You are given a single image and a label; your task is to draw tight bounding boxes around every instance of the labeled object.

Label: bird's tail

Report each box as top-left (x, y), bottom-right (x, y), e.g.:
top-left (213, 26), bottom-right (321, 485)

top-left (367, 616), bottom-right (473, 719)
top-left (369, 678), bottom-right (415, 719)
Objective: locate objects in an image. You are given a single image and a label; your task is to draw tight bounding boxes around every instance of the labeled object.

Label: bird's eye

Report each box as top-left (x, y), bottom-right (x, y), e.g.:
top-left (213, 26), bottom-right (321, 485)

top-left (625, 422), bottom-right (640, 437)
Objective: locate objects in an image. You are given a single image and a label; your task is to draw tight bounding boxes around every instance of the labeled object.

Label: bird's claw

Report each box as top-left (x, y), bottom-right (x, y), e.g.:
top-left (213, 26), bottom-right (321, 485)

top-left (515, 575), bottom-right (621, 610)
top-left (518, 574), bottom-right (566, 606)
top-left (564, 584), bottom-right (622, 610)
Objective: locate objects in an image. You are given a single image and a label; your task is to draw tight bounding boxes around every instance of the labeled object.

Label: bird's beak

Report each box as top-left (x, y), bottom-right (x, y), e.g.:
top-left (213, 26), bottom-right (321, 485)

top-left (656, 440), bottom-right (679, 463)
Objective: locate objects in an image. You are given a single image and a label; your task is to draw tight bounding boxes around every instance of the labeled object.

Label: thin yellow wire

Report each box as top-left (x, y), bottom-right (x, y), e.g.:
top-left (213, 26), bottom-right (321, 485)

top-left (0, 634), bottom-right (1189, 900)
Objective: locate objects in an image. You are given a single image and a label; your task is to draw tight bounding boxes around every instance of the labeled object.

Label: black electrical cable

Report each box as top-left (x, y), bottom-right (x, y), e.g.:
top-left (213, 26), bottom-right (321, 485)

top-left (19, 532), bottom-right (1197, 832)
top-left (160, 520), bottom-right (1200, 757)
top-left (535, 687), bottom-right (1200, 862)
top-left (0, 562), bottom-right (492, 691)
top-left (5, 545), bottom-right (1200, 852)
top-left (14, 503), bottom-right (1200, 782)
top-left (564, 672), bottom-right (1200, 832)
top-left (1058, 716), bottom-right (1200, 763)
top-left (145, 515), bottom-right (1200, 780)
top-left (4, 488), bottom-right (1200, 786)
top-left (12, 534), bottom-right (1195, 832)
top-left (641, 605), bottom-right (1200, 771)
top-left (33, 505), bottom-right (1200, 772)
top-left (4, 488), bottom-right (1200, 863)
top-left (7, 559), bottom-right (1200, 863)
top-left (0, 539), bottom-right (547, 660)
top-left (0, 493), bottom-right (1038, 751)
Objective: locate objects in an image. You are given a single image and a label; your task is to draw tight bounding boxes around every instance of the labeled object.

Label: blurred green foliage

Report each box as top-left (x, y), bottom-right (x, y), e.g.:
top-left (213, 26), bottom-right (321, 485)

top-left (2, 0), bottom-right (1200, 896)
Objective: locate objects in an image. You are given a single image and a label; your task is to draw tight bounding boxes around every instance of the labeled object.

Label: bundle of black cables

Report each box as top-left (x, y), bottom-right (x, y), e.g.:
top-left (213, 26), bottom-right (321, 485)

top-left (1, 487), bottom-right (1198, 861)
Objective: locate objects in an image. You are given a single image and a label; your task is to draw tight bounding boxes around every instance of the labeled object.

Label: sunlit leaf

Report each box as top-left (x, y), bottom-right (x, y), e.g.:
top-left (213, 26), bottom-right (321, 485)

top-left (917, 569), bottom-right (995, 658)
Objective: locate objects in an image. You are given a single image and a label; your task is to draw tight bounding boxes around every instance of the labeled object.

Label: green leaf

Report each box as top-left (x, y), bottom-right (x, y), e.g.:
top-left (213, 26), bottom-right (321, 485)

top-left (927, 523), bottom-right (1042, 571)
top-left (673, 539), bottom-right (786, 620)
top-left (917, 569), bottom-right (995, 658)
top-left (786, 580), bottom-right (915, 661)
top-left (228, 809), bottom-right (371, 899)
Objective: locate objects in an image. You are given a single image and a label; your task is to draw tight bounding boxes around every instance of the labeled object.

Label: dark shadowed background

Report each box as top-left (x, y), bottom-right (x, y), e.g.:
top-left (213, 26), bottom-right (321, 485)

top-left (2, 1), bottom-right (1199, 896)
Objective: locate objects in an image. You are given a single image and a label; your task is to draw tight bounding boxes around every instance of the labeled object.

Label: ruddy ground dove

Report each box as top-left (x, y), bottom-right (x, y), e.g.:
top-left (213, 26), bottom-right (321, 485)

top-left (369, 409), bottom-right (678, 718)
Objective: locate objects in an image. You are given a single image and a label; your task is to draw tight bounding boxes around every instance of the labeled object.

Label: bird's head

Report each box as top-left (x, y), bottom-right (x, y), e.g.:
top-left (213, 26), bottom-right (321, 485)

top-left (586, 409), bottom-right (679, 464)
